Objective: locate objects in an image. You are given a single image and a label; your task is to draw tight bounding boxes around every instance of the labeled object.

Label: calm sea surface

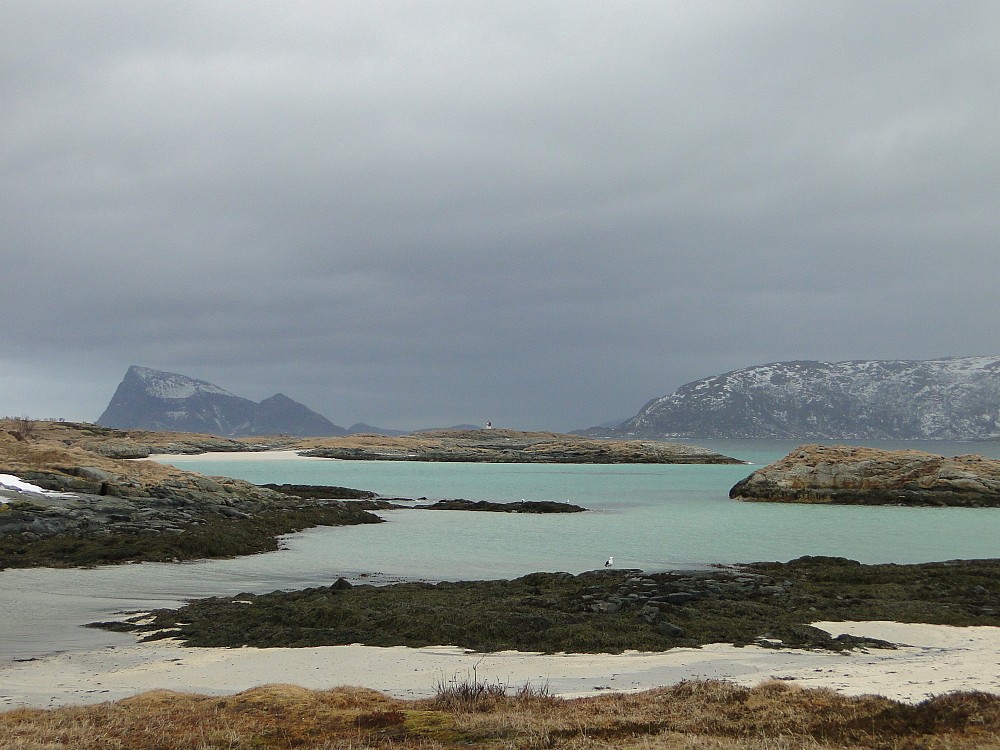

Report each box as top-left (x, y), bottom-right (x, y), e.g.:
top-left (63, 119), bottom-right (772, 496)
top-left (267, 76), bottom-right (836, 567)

top-left (2, 438), bottom-right (999, 663)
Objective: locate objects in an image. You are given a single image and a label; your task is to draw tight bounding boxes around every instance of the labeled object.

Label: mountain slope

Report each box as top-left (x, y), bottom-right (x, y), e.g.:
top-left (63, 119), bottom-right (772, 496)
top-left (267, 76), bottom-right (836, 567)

top-left (613, 356), bottom-right (1000, 440)
top-left (98, 366), bottom-right (346, 437)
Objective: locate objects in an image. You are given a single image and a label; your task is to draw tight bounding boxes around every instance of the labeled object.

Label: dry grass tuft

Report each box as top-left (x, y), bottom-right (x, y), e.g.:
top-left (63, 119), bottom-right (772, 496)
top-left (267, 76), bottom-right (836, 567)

top-left (430, 671), bottom-right (556, 713)
top-left (6, 679), bottom-right (995, 749)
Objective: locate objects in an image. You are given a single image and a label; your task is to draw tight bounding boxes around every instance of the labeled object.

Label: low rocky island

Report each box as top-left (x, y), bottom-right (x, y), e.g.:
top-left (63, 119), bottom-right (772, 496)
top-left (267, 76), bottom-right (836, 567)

top-left (258, 486), bottom-right (585, 514)
top-left (7, 420), bottom-right (741, 464)
top-left (298, 428), bottom-right (741, 464)
top-left (730, 444), bottom-right (1000, 507)
top-left (417, 498), bottom-right (586, 513)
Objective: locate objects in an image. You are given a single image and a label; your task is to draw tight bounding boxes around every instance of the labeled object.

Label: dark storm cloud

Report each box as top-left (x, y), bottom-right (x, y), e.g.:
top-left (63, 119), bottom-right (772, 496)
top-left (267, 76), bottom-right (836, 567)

top-left (3, 1), bottom-right (1000, 430)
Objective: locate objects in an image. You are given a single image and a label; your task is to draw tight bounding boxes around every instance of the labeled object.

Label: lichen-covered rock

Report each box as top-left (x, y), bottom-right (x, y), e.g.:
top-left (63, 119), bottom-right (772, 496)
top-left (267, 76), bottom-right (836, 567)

top-left (730, 444), bottom-right (1000, 506)
top-left (79, 440), bottom-right (153, 459)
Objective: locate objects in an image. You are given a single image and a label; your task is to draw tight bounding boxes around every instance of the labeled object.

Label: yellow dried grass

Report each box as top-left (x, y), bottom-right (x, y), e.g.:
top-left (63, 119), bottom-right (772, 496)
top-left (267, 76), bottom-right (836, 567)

top-left (6, 681), bottom-right (996, 750)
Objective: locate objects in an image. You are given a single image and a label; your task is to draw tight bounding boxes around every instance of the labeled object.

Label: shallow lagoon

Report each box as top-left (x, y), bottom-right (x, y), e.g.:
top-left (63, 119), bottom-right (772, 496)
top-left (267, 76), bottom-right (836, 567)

top-left (2, 438), bottom-right (998, 663)
top-left (159, 438), bottom-right (1000, 576)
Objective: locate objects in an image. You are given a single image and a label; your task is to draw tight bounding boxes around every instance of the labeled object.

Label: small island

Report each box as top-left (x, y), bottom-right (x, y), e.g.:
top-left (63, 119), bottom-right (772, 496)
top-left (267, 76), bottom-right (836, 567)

top-left (297, 428), bottom-right (742, 464)
top-left (730, 444), bottom-right (1000, 507)
top-left (416, 498), bottom-right (586, 513)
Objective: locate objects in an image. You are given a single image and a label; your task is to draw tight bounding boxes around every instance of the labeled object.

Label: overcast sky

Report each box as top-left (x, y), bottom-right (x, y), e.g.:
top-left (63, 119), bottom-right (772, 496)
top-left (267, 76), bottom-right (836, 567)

top-left (3, 1), bottom-right (999, 432)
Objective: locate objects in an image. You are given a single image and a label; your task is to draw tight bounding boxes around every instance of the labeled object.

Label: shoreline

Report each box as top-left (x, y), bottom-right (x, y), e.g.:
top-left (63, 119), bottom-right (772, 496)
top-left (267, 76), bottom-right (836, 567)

top-left (2, 620), bottom-right (998, 711)
top-left (4, 432), bottom-right (998, 715)
top-left (145, 449), bottom-right (320, 462)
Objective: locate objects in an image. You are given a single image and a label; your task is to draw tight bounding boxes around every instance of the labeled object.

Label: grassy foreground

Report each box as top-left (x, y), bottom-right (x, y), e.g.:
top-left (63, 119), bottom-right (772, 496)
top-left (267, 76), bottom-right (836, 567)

top-left (3, 680), bottom-right (1000, 749)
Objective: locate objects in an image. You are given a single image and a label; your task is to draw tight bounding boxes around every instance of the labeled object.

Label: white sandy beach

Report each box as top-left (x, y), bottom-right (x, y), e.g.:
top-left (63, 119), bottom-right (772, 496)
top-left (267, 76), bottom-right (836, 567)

top-left (2, 621), bottom-right (998, 711)
top-left (146, 449), bottom-right (318, 462)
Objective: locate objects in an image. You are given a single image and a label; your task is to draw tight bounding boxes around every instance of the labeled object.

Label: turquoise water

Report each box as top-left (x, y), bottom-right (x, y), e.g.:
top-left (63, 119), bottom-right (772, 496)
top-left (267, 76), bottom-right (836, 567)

top-left (2, 439), bottom-right (998, 663)
top-left (159, 438), bottom-right (1000, 580)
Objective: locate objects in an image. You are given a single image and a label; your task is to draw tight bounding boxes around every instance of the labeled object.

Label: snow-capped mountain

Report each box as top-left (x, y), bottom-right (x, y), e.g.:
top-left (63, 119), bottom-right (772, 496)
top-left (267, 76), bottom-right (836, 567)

top-left (98, 366), bottom-right (347, 437)
top-left (612, 356), bottom-right (1000, 440)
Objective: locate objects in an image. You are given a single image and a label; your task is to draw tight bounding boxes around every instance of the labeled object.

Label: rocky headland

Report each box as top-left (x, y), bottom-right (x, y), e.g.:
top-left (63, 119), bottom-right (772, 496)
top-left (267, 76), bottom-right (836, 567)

top-left (0, 420), bottom-right (381, 568)
top-left (297, 428), bottom-right (741, 464)
top-left (730, 444), bottom-right (1000, 506)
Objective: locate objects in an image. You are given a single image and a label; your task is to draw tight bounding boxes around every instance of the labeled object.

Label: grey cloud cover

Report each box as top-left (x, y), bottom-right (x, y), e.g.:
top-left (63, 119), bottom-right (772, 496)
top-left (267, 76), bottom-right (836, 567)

top-left (3, 1), bottom-right (999, 431)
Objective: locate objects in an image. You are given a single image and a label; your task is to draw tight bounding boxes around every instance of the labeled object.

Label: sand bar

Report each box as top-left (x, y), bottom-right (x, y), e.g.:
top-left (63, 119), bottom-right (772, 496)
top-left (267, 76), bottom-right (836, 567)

top-left (2, 621), bottom-right (998, 711)
top-left (146, 450), bottom-right (320, 462)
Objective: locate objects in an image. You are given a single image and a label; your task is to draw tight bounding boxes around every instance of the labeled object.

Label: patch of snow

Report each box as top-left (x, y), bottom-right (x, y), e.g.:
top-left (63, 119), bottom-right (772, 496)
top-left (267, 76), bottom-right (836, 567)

top-left (0, 473), bottom-right (73, 499)
top-left (0, 474), bottom-right (49, 494)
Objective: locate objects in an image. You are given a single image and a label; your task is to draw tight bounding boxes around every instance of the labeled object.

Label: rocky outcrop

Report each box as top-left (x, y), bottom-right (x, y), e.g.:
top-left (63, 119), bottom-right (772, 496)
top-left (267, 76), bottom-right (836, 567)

top-left (0, 473), bottom-right (280, 540)
top-left (730, 444), bottom-right (1000, 506)
top-left (299, 428), bottom-right (741, 464)
top-left (258, 484), bottom-right (378, 500)
top-left (98, 366), bottom-right (346, 437)
top-left (253, 486), bottom-right (586, 513)
top-left (0, 447), bottom-right (378, 534)
top-left (418, 498), bottom-right (587, 513)
top-left (0, 420), bottom-right (296, 460)
top-left (609, 356), bottom-right (1000, 439)
top-left (0, 422), bottom-right (381, 567)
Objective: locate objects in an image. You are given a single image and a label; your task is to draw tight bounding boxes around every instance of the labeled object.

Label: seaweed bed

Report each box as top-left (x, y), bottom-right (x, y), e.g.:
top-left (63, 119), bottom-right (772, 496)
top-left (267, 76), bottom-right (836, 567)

top-left (98, 556), bottom-right (1000, 654)
top-left (0, 502), bottom-right (383, 568)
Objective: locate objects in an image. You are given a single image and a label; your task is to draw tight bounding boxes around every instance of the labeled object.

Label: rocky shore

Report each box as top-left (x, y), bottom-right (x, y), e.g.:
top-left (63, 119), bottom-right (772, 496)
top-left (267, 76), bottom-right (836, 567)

top-left (0, 421), bottom-right (383, 568)
top-left (730, 444), bottom-right (1000, 506)
top-left (101, 556), bottom-right (1000, 654)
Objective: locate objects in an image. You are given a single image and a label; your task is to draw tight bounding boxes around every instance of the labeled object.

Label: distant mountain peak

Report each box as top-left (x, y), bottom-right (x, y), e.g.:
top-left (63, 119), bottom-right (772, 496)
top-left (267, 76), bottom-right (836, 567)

top-left (98, 366), bottom-right (346, 437)
top-left (124, 365), bottom-right (234, 400)
top-left (259, 392), bottom-right (293, 404)
top-left (611, 355), bottom-right (1000, 440)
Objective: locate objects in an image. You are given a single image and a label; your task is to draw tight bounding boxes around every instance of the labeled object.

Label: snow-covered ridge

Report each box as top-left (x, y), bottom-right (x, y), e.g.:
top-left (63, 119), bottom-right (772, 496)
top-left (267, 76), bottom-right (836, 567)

top-left (616, 356), bottom-right (1000, 440)
top-left (130, 366), bottom-right (233, 399)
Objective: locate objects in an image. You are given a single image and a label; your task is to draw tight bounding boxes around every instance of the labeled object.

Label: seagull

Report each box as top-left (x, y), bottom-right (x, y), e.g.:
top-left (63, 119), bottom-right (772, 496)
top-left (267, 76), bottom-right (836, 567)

top-left (605, 556), bottom-right (613, 567)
